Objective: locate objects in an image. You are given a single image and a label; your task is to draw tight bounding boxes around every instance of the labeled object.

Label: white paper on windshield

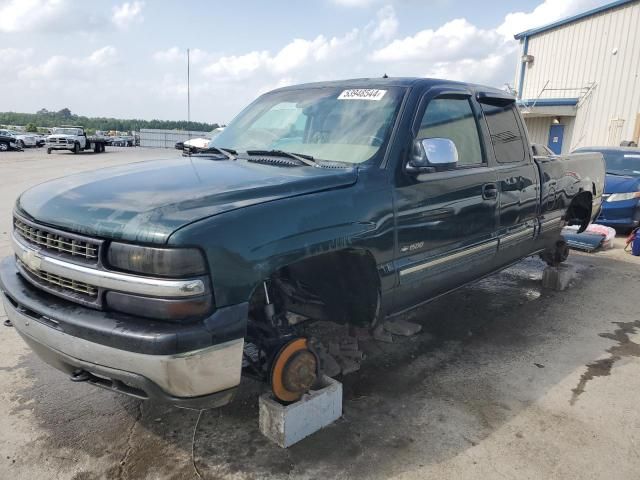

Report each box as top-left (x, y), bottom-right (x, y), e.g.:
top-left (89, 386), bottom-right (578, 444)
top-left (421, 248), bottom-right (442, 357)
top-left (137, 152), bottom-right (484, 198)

top-left (338, 89), bottom-right (387, 101)
top-left (624, 154), bottom-right (640, 158)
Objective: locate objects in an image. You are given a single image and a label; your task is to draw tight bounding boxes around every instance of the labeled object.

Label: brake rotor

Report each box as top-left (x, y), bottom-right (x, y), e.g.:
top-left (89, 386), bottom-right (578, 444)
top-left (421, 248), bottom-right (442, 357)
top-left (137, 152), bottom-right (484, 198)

top-left (270, 338), bottom-right (318, 402)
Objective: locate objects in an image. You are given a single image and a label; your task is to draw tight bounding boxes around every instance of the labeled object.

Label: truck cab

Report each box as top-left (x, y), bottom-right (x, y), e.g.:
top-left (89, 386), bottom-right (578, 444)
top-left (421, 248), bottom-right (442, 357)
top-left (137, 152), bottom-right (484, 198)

top-left (0, 78), bottom-right (604, 408)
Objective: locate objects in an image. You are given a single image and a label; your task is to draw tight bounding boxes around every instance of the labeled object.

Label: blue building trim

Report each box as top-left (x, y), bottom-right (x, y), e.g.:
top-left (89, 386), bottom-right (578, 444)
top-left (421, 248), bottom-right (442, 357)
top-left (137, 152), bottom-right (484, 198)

top-left (517, 36), bottom-right (529, 100)
top-left (517, 98), bottom-right (579, 107)
top-left (514, 0), bottom-right (636, 39)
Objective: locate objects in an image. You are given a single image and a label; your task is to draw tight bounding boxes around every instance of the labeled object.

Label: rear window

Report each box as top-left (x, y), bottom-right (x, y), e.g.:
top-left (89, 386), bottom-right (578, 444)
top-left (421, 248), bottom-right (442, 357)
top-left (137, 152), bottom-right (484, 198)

top-left (481, 104), bottom-right (526, 163)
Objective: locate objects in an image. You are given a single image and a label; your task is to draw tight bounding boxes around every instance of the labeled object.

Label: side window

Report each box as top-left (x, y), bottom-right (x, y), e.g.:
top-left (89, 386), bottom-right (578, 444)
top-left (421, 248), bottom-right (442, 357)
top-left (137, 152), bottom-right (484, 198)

top-left (418, 97), bottom-right (484, 166)
top-left (481, 104), bottom-right (526, 163)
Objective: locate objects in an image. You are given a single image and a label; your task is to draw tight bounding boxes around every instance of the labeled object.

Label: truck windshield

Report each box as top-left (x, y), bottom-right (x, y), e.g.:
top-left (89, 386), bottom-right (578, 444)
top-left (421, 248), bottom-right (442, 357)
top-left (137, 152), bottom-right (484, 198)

top-left (52, 128), bottom-right (81, 135)
top-left (602, 151), bottom-right (640, 175)
top-left (211, 86), bottom-right (406, 164)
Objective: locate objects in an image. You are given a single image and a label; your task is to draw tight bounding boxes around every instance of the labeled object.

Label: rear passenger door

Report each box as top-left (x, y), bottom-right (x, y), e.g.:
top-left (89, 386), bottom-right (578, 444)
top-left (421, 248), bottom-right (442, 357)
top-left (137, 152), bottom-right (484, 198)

top-left (392, 88), bottom-right (499, 313)
top-left (478, 97), bottom-right (540, 264)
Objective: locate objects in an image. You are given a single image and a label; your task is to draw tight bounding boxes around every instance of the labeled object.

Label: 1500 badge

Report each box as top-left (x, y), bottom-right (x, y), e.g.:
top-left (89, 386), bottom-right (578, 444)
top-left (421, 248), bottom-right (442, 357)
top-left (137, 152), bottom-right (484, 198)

top-left (400, 242), bottom-right (425, 253)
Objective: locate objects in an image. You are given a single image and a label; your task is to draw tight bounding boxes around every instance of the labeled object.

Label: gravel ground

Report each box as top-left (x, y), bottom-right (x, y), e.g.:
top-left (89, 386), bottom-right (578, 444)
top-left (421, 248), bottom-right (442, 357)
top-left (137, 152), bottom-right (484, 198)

top-left (1, 147), bottom-right (639, 480)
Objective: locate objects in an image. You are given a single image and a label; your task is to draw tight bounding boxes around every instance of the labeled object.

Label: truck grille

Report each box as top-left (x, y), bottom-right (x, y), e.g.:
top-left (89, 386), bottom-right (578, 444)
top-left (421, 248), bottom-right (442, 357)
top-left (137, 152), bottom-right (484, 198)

top-left (16, 259), bottom-right (100, 308)
top-left (14, 216), bottom-right (101, 263)
top-left (19, 260), bottom-right (98, 297)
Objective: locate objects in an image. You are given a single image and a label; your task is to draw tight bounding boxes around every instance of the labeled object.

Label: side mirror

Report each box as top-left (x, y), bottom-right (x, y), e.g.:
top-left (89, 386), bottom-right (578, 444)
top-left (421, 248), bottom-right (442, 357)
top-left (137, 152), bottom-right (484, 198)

top-left (406, 138), bottom-right (459, 174)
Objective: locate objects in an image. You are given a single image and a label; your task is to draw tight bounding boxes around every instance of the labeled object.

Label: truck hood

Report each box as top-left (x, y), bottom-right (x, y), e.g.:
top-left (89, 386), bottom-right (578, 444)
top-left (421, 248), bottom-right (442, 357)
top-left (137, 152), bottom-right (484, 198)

top-left (604, 173), bottom-right (640, 193)
top-left (17, 157), bottom-right (358, 244)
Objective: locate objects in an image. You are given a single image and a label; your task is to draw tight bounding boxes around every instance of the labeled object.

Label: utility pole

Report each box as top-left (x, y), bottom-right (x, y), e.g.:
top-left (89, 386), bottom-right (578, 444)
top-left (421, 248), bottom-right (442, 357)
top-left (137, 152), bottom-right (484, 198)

top-left (187, 48), bottom-right (191, 129)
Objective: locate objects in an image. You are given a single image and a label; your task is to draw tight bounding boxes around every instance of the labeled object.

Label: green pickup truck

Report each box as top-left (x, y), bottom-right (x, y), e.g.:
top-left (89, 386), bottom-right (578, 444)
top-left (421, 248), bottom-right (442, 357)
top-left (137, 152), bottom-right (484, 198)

top-left (0, 78), bottom-right (604, 408)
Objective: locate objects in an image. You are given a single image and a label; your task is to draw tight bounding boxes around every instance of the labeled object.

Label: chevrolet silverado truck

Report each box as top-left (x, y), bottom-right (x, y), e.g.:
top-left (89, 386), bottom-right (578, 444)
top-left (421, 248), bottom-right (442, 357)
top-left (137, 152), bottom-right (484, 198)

top-left (46, 126), bottom-right (108, 154)
top-left (0, 78), bottom-right (604, 408)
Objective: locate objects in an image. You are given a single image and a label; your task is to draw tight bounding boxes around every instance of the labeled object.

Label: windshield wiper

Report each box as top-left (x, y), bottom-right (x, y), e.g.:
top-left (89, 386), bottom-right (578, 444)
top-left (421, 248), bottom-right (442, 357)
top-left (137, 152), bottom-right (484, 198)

top-left (245, 149), bottom-right (318, 167)
top-left (186, 145), bottom-right (237, 160)
top-left (606, 170), bottom-right (632, 176)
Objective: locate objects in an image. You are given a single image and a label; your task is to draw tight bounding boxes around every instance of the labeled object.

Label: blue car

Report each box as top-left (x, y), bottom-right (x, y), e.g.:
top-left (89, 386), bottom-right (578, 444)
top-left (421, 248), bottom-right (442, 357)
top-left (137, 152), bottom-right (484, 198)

top-left (574, 147), bottom-right (640, 230)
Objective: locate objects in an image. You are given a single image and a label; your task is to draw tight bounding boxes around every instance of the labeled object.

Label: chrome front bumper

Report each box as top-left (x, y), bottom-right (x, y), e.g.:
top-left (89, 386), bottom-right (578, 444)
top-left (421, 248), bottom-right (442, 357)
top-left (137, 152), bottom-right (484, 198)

top-left (1, 244), bottom-right (247, 408)
top-left (2, 294), bottom-right (243, 400)
top-left (2, 292), bottom-right (243, 406)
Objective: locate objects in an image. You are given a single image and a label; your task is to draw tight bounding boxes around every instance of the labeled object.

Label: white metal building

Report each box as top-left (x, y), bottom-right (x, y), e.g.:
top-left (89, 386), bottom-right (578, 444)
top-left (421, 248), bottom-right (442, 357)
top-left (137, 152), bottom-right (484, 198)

top-left (513, 0), bottom-right (640, 154)
top-left (139, 129), bottom-right (209, 148)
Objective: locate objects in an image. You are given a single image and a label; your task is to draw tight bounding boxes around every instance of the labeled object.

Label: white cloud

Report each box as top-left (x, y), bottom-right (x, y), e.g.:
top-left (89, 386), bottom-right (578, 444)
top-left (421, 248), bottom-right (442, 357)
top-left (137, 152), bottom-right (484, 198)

top-left (153, 47), bottom-right (218, 65)
top-left (0, 0), bottom-right (146, 33)
top-left (112, 1), bottom-right (144, 29)
top-left (204, 50), bottom-right (271, 78)
top-left (425, 54), bottom-right (513, 86)
top-left (330, 0), bottom-right (380, 6)
top-left (0, 0), bottom-right (613, 123)
top-left (203, 30), bottom-right (360, 79)
top-left (369, 0), bottom-right (606, 87)
top-left (369, 5), bottom-right (398, 42)
top-left (0, 47), bottom-right (34, 64)
top-left (497, 0), bottom-right (603, 38)
top-left (370, 18), bottom-right (501, 63)
top-left (153, 47), bottom-right (183, 63)
top-left (0, 0), bottom-right (73, 33)
top-left (19, 46), bottom-right (118, 80)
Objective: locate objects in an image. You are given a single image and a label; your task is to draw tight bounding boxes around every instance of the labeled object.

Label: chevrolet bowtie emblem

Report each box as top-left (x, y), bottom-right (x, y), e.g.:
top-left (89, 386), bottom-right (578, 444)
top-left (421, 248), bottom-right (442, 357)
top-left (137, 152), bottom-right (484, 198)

top-left (22, 250), bottom-right (42, 271)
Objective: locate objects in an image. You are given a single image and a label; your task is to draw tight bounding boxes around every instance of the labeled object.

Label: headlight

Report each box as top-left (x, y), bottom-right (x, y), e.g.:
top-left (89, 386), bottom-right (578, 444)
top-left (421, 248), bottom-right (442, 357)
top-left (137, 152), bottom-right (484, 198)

top-left (606, 192), bottom-right (640, 202)
top-left (107, 242), bottom-right (207, 277)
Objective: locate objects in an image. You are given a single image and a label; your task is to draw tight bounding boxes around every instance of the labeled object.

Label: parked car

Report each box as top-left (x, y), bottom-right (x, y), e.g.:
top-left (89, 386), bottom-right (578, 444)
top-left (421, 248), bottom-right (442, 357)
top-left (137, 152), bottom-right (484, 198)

top-left (0, 131), bottom-right (20, 151)
top-left (0, 78), bottom-right (604, 409)
top-left (0, 129), bottom-right (36, 148)
top-left (109, 135), bottom-right (134, 147)
top-left (34, 135), bottom-right (47, 147)
top-left (175, 127), bottom-right (225, 151)
top-left (574, 147), bottom-right (640, 230)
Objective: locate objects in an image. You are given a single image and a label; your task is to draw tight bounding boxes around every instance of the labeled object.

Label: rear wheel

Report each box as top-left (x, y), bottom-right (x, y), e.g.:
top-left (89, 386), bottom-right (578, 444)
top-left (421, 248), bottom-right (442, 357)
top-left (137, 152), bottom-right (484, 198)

top-left (0, 142), bottom-right (8, 152)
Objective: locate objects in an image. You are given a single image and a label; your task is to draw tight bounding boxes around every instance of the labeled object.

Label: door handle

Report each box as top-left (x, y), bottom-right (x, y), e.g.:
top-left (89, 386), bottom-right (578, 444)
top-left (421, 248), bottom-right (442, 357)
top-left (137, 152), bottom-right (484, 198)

top-left (482, 183), bottom-right (498, 200)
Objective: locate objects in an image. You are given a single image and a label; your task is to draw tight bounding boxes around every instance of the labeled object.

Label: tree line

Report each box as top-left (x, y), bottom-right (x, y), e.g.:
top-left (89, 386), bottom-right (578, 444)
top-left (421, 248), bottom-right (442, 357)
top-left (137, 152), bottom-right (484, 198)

top-left (0, 108), bottom-right (219, 134)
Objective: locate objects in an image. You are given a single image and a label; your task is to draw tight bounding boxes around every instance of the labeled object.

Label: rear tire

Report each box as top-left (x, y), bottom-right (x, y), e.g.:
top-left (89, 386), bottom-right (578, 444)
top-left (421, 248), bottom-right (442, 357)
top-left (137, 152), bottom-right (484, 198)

top-left (0, 142), bottom-right (8, 152)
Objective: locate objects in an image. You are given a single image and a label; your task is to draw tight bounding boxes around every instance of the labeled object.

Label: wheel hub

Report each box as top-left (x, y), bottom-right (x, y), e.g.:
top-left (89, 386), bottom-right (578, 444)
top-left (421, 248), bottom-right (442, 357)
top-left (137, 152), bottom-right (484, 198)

top-left (271, 338), bottom-right (318, 402)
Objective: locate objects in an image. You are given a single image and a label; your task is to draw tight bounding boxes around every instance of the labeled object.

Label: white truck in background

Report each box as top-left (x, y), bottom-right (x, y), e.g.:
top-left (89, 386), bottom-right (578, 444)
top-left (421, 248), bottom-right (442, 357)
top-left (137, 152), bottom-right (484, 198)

top-left (46, 126), bottom-right (109, 154)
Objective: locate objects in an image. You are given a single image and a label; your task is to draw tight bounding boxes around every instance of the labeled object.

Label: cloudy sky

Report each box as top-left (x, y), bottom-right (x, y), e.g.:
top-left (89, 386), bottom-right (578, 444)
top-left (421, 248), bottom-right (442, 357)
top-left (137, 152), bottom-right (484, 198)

top-left (0, 0), bottom-right (610, 124)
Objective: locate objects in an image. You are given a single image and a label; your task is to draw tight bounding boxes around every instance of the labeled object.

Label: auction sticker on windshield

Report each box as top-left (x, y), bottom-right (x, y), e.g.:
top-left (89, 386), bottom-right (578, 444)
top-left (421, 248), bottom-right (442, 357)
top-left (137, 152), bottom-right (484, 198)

top-left (338, 89), bottom-right (387, 101)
